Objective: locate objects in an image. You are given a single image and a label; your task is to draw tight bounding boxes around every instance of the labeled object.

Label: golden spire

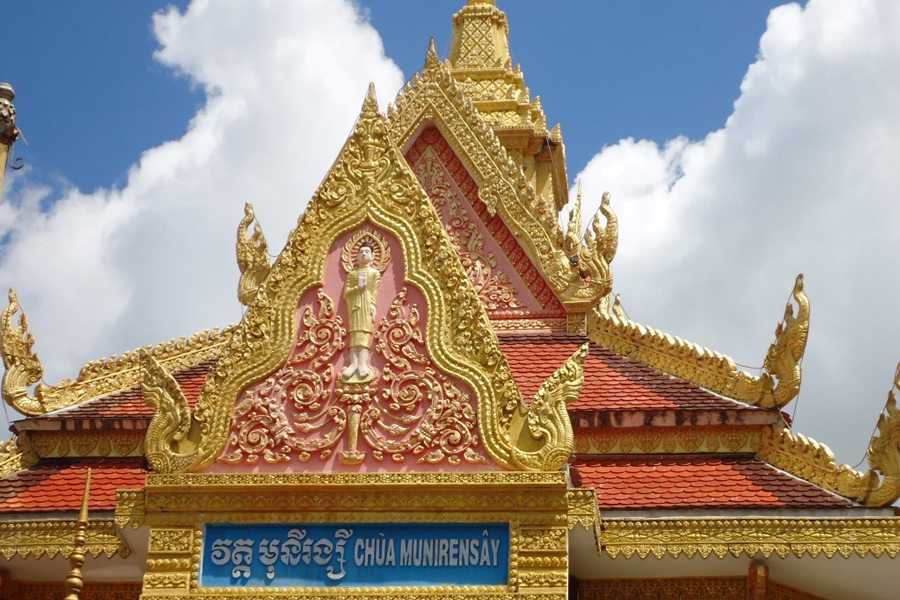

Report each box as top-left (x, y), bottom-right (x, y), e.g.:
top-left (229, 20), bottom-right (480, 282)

top-left (449, 0), bottom-right (511, 70)
top-left (64, 469), bottom-right (91, 600)
top-left (0, 83), bottom-right (19, 206)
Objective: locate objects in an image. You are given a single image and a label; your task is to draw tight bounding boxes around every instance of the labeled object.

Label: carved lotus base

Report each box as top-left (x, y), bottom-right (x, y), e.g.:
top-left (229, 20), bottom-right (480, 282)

top-left (338, 449), bottom-right (367, 466)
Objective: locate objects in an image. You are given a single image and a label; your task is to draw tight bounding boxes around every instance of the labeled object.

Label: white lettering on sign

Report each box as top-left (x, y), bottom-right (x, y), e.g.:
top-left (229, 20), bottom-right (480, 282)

top-left (203, 525), bottom-right (508, 587)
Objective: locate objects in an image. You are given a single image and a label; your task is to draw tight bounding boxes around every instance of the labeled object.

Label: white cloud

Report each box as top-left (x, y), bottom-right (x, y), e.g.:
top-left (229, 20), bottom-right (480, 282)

top-left (575, 0), bottom-right (900, 463)
top-left (0, 0), bottom-right (403, 424)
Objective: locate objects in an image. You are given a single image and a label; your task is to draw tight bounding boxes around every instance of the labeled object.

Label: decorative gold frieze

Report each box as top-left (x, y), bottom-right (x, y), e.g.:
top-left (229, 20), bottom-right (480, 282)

top-left (574, 426), bottom-right (762, 455)
top-left (0, 519), bottom-right (130, 559)
top-left (600, 517), bottom-right (900, 559)
top-left (566, 488), bottom-right (599, 532)
top-left (758, 366), bottom-right (900, 507)
top-left (29, 430), bottom-right (145, 458)
top-left (587, 275), bottom-right (809, 409)
top-left (115, 489), bottom-right (146, 530)
top-left (0, 286), bottom-right (231, 416)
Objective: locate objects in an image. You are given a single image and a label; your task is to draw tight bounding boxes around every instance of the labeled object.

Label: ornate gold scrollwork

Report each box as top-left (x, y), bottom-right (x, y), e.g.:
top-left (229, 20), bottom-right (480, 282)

top-left (143, 84), bottom-right (584, 473)
top-left (236, 202), bottom-right (271, 306)
top-left (588, 274), bottom-right (809, 409)
top-left (758, 362), bottom-right (900, 507)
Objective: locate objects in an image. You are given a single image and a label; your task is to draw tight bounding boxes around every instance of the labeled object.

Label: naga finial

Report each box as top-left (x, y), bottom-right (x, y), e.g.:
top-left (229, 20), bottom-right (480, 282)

top-left (564, 181), bottom-right (583, 257)
top-left (574, 191), bottom-right (617, 291)
top-left (759, 274), bottom-right (810, 408)
top-left (425, 37), bottom-right (440, 70)
top-left (0, 83), bottom-right (20, 206)
top-left (141, 352), bottom-right (195, 473)
top-left (1, 289), bottom-right (47, 412)
top-left (511, 343), bottom-right (588, 471)
top-left (236, 202), bottom-right (271, 306)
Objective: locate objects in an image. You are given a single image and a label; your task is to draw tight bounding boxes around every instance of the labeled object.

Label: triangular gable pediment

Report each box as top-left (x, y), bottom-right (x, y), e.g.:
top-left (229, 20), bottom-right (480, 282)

top-left (388, 50), bottom-right (613, 313)
top-left (141, 85), bottom-right (587, 475)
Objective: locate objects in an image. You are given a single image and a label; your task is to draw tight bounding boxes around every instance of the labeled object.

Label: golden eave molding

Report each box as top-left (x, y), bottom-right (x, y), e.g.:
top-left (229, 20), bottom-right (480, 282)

top-left (0, 286), bottom-right (233, 417)
top-left (595, 517), bottom-right (900, 560)
top-left (587, 275), bottom-right (809, 409)
top-left (141, 85), bottom-right (587, 474)
top-left (388, 42), bottom-right (617, 310)
top-left (0, 518), bottom-right (130, 560)
top-left (758, 366), bottom-right (900, 508)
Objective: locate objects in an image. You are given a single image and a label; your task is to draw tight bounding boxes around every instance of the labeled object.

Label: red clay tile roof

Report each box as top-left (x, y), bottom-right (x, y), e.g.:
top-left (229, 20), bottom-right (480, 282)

top-left (499, 333), bottom-right (756, 412)
top-left (29, 335), bottom-right (755, 423)
top-left (570, 455), bottom-right (853, 510)
top-left (0, 458), bottom-right (147, 513)
top-left (39, 362), bottom-right (212, 420)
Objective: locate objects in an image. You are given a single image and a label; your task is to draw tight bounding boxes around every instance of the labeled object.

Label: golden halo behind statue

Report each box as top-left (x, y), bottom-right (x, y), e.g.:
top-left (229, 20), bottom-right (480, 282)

top-left (340, 227), bottom-right (391, 273)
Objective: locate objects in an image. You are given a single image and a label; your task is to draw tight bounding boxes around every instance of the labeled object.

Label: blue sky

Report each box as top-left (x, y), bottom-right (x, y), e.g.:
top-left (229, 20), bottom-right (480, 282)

top-left (7, 1), bottom-right (784, 194)
top-left (2, 0), bottom-right (899, 468)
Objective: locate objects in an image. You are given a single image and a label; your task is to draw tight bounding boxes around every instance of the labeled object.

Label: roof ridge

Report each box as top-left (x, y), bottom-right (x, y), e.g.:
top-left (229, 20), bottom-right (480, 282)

top-left (587, 277), bottom-right (809, 410)
top-left (1, 290), bottom-right (232, 416)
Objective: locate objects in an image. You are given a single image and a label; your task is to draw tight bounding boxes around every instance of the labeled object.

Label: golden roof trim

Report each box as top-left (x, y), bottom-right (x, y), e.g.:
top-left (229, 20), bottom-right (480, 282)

top-left (388, 46), bottom-right (614, 306)
top-left (0, 518), bottom-right (130, 560)
top-left (599, 516), bottom-right (900, 559)
top-left (758, 363), bottom-right (900, 507)
top-left (586, 275), bottom-right (809, 409)
top-left (0, 287), bottom-right (232, 416)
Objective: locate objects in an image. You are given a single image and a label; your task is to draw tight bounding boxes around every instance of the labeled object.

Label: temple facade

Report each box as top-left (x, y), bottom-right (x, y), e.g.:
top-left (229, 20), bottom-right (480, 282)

top-left (1, 2), bottom-right (899, 599)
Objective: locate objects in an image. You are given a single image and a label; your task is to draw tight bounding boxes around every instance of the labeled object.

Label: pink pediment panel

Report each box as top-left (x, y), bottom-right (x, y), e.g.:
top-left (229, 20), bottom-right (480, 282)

top-left (212, 224), bottom-right (500, 473)
top-left (404, 126), bottom-right (564, 320)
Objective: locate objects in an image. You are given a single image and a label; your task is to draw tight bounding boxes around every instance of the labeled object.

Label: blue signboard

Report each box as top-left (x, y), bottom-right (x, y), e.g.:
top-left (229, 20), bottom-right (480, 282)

top-left (201, 523), bottom-right (510, 588)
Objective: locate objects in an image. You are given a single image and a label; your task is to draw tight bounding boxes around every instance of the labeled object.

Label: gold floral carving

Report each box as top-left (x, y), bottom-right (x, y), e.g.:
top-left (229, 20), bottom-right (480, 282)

top-left (115, 489), bottom-right (146, 530)
top-left (236, 202), bottom-right (272, 306)
top-left (217, 287), bottom-right (487, 466)
top-left (567, 488), bottom-right (600, 532)
top-left (0, 432), bottom-right (37, 477)
top-left (29, 430), bottom-right (144, 458)
top-left (600, 517), bottom-right (900, 559)
top-left (12, 582), bottom-right (142, 600)
top-left (0, 519), bottom-right (130, 559)
top-left (587, 275), bottom-right (809, 409)
top-left (574, 427), bottom-right (762, 455)
top-left (413, 146), bottom-right (524, 312)
top-left (1, 286), bottom-right (231, 416)
top-left (142, 84), bottom-right (585, 473)
top-left (388, 42), bottom-right (613, 308)
top-left (758, 367), bottom-right (900, 507)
